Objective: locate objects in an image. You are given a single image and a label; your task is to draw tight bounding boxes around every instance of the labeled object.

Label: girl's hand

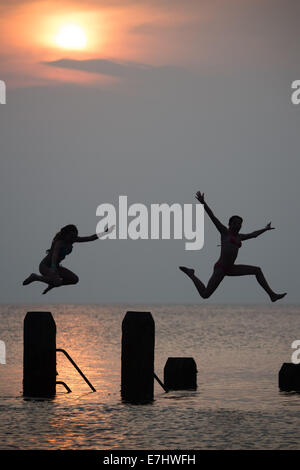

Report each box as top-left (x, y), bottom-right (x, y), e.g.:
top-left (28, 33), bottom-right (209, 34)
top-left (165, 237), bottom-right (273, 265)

top-left (195, 191), bottom-right (205, 204)
top-left (265, 222), bottom-right (275, 231)
top-left (105, 225), bottom-right (115, 235)
top-left (97, 225), bottom-right (116, 238)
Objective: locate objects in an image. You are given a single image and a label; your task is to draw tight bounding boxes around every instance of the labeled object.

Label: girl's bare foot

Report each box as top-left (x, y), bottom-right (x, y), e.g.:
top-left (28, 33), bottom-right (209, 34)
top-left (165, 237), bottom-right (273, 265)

top-left (179, 266), bottom-right (195, 277)
top-left (270, 292), bottom-right (287, 302)
top-left (22, 273), bottom-right (38, 285)
top-left (42, 285), bottom-right (54, 295)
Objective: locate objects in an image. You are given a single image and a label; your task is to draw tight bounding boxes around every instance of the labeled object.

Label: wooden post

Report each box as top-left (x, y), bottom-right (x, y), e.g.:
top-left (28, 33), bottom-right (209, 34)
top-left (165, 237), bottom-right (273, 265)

top-left (121, 311), bottom-right (155, 403)
top-left (23, 311), bottom-right (56, 398)
top-left (279, 363), bottom-right (300, 392)
top-left (164, 357), bottom-right (197, 390)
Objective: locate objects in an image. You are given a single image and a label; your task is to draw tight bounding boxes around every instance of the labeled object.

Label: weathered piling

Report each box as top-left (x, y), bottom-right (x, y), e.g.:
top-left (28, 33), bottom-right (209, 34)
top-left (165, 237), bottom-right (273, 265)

top-left (121, 311), bottom-right (155, 403)
top-left (279, 363), bottom-right (300, 392)
top-left (23, 311), bottom-right (56, 398)
top-left (0, 340), bottom-right (5, 365)
top-left (164, 357), bottom-right (197, 390)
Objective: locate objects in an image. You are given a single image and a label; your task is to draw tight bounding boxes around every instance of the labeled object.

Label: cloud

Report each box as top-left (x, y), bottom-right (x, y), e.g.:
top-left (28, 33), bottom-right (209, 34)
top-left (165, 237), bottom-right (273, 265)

top-left (43, 58), bottom-right (179, 79)
top-left (130, 19), bottom-right (202, 35)
top-left (0, 0), bottom-right (135, 14)
top-left (130, 22), bottom-right (177, 35)
top-left (0, 0), bottom-right (201, 11)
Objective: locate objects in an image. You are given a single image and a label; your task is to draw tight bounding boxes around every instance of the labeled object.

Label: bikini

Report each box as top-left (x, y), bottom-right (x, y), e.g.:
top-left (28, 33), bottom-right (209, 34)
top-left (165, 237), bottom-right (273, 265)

top-left (214, 233), bottom-right (242, 274)
top-left (41, 245), bottom-right (73, 267)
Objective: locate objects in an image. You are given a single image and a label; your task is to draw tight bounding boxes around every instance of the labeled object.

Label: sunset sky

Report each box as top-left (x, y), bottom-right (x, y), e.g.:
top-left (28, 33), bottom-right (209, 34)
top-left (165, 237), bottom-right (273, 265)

top-left (1, 0), bottom-right (298, 88)
top-left (1, 1), bottom-right (299, 303)
top-left (1, 0), bottom-right (202, 87)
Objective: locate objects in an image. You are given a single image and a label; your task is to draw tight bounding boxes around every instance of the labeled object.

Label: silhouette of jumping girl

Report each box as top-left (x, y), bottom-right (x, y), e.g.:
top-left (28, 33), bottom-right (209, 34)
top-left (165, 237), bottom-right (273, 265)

top-left (179, 192), bottom-right (286, 302)
top-left (23, 224), bottom-right (114, 294)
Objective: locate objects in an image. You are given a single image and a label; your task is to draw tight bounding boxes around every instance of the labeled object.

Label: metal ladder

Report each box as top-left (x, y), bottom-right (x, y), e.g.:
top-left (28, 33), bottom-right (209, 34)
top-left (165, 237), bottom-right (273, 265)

top-left (56, 348), bottom-right (96, 393)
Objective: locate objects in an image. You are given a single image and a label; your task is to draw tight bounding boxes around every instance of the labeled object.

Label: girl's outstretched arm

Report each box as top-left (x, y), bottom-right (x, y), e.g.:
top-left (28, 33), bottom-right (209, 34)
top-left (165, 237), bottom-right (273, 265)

top-left (195, 191), bottom-right (227, 234)
top-left (74, 225), bottom-right (115, 243)
top-left (240, 222), bottom-right (274, 240)
top-left (74, 234), bottom-right (98, 243)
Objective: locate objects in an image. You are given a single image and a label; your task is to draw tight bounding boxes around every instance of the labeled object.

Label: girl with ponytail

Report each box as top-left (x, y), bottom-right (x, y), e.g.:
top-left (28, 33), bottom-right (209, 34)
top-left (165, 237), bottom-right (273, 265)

top-left (23, 223), bottom-right (114, 294)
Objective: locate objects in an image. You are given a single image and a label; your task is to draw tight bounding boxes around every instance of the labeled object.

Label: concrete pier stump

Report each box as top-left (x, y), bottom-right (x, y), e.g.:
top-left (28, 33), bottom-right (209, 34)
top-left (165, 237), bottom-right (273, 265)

top-left (121, 311), bottom-right (155, 403)
top-left (23, 311), bottom-right (56, 398)
top-left (164, 357), bottom-right (197, 390)
top-left (279, 363), bottom-right (300, 392)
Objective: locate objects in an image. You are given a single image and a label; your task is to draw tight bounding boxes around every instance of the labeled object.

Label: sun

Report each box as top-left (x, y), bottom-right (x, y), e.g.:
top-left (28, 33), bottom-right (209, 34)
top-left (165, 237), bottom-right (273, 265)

top-left (55, 24), bottom-right (87, 50)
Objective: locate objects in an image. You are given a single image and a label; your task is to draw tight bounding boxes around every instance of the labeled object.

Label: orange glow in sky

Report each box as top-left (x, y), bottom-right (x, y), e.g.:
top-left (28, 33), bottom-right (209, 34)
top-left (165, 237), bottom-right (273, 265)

top-left (0, 2), bottom-right (120, 86)
top-left (0, 0), bottom-right (197, 88)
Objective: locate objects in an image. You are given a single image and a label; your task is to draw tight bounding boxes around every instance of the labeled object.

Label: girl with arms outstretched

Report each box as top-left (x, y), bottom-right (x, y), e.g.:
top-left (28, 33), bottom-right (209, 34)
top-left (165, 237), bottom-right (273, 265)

top-left (23, 224), bottom-right (114, 294)
top-left (179, 192), bottom-right (286, 302)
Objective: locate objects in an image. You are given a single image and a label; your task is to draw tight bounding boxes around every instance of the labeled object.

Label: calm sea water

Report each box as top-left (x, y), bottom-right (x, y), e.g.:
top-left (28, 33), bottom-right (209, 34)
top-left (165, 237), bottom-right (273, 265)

top-left (0, 303), bottom-right (300, 449)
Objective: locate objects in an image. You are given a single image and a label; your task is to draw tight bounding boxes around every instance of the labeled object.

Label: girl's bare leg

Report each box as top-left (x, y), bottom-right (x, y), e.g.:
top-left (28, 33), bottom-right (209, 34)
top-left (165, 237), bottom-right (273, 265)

top-left (23, 263), bottom-right (63, 289)
top-left (227, 264), bottom-right (286, 302)
top-left (23, 272), bottom-right (59, 286)
top-left (42, 266), bottom-right (79, 295)
top-left (179, 266), bottom-right (225, 299)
